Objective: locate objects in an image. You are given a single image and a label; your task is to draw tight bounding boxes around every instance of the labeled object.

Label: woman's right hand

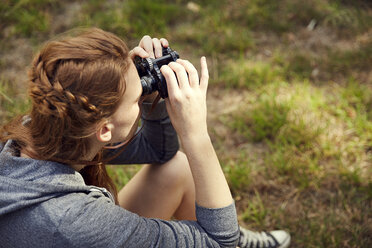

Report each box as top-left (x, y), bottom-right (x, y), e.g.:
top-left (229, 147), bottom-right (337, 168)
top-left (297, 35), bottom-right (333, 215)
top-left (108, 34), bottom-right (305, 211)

top-left (162, 57), bottom-right (233, 209)
top-left (160, 57), bottom-right (209, 141)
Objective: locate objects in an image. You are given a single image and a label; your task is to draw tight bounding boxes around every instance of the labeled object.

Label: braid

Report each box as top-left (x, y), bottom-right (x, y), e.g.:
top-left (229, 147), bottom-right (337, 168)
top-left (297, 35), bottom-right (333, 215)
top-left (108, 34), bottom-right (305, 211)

top-left (29, 84), bottom-right (66, 118)
top-left (29, 56), bottom-right (67, 118)
top-left (3, 28), bottom-right (131, 204)
top-left (64, 90), bottom-right (102, 117)
top-left (26, 51), bottom-right (108, 160)
top-left (29, 56), bottom-right (102, 119)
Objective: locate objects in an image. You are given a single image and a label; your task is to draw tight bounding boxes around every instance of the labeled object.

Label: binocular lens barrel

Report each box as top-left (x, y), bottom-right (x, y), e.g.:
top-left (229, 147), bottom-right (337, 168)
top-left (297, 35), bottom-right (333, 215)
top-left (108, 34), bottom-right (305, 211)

top-left (140, 77), bottom-right (155, 95)
top-left (152, 53), bottom-right (178, 68)
top-left (135, 47), bottom-right (179, 98)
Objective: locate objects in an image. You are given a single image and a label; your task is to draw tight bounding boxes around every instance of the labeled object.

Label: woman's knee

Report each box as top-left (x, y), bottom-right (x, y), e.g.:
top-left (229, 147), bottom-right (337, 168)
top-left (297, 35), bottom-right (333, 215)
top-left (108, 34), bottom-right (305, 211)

top-left (153, 151), bottom-right (191, 187)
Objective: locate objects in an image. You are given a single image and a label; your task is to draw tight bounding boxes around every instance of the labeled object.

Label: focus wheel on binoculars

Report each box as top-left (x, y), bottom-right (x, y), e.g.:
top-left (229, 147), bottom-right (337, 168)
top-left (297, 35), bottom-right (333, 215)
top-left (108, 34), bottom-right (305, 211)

top-left (145, 58), bottom-right (154, 71)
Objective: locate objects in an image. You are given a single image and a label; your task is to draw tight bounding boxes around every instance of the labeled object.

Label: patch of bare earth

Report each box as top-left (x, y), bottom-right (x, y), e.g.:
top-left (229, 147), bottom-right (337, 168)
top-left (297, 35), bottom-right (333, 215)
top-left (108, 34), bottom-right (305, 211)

top-left (0, 38), bottom-right (33, 91)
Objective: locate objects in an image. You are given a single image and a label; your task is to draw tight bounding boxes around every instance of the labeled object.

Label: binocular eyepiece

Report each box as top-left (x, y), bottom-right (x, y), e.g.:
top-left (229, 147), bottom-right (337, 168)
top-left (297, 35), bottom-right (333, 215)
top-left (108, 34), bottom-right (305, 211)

top-left (134, 47), bottom-right (179, 99)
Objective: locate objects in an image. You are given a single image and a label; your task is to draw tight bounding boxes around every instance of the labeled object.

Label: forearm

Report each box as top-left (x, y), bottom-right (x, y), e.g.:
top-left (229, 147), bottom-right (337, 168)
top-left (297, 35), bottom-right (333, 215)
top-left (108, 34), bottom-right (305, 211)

top-left (106, 100), bottom-right (179, 164)
top-left (58, 193), bottom-right (239, 248)
top-left (161, 57), bottom-right (234, 209)
top-left (181, 133), bottom-right (233, 209)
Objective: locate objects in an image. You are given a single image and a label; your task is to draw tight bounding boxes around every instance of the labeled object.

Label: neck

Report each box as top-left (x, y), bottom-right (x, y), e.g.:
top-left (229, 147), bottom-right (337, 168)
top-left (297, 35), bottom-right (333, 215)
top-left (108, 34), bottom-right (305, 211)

top-left (70, 138), bottom-right (105, 171)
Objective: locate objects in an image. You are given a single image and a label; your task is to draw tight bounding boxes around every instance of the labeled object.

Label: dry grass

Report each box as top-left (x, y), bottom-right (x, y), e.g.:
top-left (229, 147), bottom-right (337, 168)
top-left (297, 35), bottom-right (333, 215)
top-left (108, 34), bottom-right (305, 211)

top-left (1, 0), bottom-right (371, 247)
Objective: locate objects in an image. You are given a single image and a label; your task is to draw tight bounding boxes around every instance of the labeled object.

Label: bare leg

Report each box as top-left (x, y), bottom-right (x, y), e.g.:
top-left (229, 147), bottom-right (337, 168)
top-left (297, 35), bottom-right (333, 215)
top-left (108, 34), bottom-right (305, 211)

top-left (118, 151), bottom-right (196, 220)
top-left (118, 152), bottom-right (291, 248)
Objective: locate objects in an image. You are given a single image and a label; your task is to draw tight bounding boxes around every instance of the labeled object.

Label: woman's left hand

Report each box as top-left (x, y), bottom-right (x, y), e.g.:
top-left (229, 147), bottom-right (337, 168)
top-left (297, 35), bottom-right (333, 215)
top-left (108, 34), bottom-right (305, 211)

top-left (129, 35), bottom-right (169, 102)
top-left (129, 35), bottom-right (169, 60)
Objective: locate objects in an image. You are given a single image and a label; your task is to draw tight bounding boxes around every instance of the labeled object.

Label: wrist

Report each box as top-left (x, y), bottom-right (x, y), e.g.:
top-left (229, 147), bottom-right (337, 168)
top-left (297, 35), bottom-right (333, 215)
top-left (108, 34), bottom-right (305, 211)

top-left (180, 131), bottom-right (211, 147)
top-left (141, 100), bottom-right (168, 120)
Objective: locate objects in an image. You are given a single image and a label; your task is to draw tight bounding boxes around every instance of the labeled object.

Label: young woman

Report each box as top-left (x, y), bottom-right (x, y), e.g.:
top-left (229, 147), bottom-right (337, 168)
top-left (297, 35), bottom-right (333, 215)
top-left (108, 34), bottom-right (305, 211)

top-left (0, 28), bottom-right (290, 247)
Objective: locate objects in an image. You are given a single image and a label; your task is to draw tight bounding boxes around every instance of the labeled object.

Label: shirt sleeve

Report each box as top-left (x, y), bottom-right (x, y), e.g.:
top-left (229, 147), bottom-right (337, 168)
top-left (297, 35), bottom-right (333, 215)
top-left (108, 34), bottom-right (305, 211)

top-left (105, 100), bottom-right (180, 165)
top-left (54, 192), bottom-right (239, 248)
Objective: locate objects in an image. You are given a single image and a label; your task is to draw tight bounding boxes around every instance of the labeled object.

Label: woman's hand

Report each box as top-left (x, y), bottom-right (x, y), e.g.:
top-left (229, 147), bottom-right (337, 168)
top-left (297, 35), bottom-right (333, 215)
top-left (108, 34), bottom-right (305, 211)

top-left (160, 57), bottom-right (209, 140)
top-left (162, 57), bottom-right (234, 209)
top-left (129, 35), bottom-right (169, 60)
top-left (129, 35), bottom-right (169, 102)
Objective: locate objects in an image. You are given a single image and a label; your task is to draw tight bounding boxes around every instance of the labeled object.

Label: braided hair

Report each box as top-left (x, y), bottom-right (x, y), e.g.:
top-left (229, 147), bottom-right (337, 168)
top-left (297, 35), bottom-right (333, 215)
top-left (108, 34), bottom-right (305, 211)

top-left (1, 28), bottom-right (131, 203)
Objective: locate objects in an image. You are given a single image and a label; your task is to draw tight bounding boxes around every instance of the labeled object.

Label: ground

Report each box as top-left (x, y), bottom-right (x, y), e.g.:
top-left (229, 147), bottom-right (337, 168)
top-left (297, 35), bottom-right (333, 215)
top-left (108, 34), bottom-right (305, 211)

top-left (1, 1), bottom-right (371, 247)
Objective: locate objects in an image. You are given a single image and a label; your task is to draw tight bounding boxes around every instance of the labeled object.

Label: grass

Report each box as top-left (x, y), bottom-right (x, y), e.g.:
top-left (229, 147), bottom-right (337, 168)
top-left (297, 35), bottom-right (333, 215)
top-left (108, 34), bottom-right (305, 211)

top-left (240, 190), bottom-right (268, 227)
top-left (77, 0), bottom-right (188, 42)
top-left (1, 0), bottom-right (371, 247)
top-left (224, 79), bottom-right (371, 246)
top-left (325, 40), bottom-right (372, 77)
top-left (107, 164), bottom-right (142, 190)
top-left (222, 151), bottom-right (255, 193)
top-left (0, 79), bottom-right (30, 123)
top-left (219, 59), bottom-right (285, 89)
top-left (0, 0), bottom-right (58, 38)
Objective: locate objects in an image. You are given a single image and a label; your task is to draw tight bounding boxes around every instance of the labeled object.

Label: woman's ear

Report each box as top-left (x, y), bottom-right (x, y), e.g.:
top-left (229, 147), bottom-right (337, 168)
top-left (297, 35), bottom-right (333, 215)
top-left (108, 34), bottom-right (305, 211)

top-left (96, 122), bottom-right (114, 143)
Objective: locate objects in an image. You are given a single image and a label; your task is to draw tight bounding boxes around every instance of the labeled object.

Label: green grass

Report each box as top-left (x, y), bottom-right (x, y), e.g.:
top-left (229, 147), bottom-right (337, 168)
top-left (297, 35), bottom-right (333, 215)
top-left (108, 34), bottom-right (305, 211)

top-left (0, 0), bottom-right (58, 38)
top-left (78, 0), bottom-right (188, 41)
top-left (107, 164), bottom-right (142, 190)
top-left (219, 59), bottom-right (285, 89)
top-left (228, 80), bottom-right (370, 185)
top-left (224, 78), bottom-right (371, 246)
top-left (325, 40), bottom-right (372, 77)
top-left (173, 10), bottom-right (254, 55)
top-left (1, 0), bottom-right (372, 247)
top-left (240, 190), bottom-right (268, 227)
top-left (222, 151), bottom-right (254, 193)
top-left (0, 79), bottom-right (30, 124)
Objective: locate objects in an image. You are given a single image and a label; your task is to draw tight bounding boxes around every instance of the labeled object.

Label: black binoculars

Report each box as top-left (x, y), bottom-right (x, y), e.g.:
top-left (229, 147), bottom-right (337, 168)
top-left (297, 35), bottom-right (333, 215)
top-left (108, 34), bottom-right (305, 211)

top-left (134, 47), bottom-right (179, 99)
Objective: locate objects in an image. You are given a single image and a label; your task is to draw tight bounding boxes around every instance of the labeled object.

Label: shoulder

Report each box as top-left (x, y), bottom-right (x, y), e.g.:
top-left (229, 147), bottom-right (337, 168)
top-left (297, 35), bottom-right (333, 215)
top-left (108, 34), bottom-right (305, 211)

top-left (53, 192), bottom-right (149, 247)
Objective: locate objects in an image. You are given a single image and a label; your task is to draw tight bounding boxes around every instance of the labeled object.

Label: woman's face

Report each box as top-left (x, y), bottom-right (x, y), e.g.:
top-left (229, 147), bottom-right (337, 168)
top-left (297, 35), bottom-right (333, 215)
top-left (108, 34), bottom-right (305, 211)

top-left (109, 60), bottom-right (143, 143)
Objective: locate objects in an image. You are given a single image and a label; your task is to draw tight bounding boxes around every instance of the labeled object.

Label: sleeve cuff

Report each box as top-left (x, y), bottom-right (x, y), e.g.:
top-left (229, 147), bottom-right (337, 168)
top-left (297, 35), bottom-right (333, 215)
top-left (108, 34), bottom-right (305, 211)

top-left (195, 201), bottom-right (239, 234)
top-left (141, 100), bottom-right (169, 121)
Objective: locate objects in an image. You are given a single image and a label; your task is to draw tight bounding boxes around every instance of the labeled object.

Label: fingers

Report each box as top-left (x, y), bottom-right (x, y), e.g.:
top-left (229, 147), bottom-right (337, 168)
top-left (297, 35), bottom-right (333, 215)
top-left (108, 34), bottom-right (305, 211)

top-left (129, 46), bottom-right (149, 60)
top-left (160, 65), bottom-right (180, 98)
top-left (160, 38), bottom-right (169, 48)
top-left (176, 59), bottom-right (199, 88)
top-left (200, 56), bottom-right (209, 91)
top-left (139, 35), bottom-right (155, 58)
top-left (162, 59), bottom-right (205, 92)
top-left (152, 38), bottom-right (162, 58)
top-left (168, 62), bottom-right (190, 90)
top-left (139, 35), bottom-right (169, 59)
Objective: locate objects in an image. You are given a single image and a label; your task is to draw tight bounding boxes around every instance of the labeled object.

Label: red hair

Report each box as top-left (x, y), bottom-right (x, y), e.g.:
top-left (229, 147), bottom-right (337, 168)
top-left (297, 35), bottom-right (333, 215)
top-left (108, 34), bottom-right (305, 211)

top-left (1, 28), bottom-right (132, 203)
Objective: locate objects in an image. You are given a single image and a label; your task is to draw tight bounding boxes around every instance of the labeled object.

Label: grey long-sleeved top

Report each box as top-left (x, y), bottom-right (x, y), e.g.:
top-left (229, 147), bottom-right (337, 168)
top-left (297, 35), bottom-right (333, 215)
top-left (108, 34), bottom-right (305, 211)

top-left (0, 100), bottom-right (239, 248)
